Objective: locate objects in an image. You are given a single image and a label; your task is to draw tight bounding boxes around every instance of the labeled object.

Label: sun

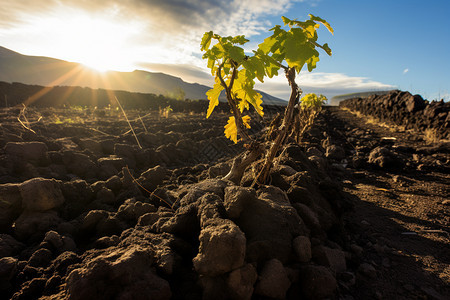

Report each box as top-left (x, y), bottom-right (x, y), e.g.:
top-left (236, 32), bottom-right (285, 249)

top-left (35, 10), bottom-right (142, 72)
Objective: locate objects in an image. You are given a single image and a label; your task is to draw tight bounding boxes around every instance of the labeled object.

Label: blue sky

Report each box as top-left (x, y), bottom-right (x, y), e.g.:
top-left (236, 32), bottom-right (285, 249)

top-left (0, 0), bottom-right (449, 101)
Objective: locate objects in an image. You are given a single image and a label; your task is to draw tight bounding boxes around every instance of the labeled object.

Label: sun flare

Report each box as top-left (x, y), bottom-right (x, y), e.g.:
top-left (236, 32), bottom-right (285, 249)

top-left (29, 9), bottom-right (143, 72)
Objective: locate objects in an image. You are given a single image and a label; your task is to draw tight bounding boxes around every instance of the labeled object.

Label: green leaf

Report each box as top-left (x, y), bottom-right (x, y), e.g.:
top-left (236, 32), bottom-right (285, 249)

top-left (309, 14), bottom-right (334, 34)
top-left (206, 80), bottom-right (224, 118)
top-left (255, 50), bottom-right (280, 78)
top-left (201, 31), bottom-right (213, 51)
top-left (259, 36), bottom-right (277, 54)
top-left (306, 55), bottom-right (320, 72)
top-left (322, 43), bottom-right (332, 56)
top-left (243, 56), bottom-right (265, 82)
top-left (281, 16), bottom-right (291, 26)
top-left (227, 45), bottom-right (245, 63)
top-left (284, 29), bottom-right (311, 71)
top-left (232, 35), bottom-right (249, 45)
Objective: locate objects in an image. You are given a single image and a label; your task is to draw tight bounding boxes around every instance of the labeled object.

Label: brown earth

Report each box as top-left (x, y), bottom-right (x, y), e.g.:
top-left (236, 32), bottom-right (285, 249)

top-left (0, 103), bottom-right (448, 299)
top-left (320, 107), bottom-right (449, 299)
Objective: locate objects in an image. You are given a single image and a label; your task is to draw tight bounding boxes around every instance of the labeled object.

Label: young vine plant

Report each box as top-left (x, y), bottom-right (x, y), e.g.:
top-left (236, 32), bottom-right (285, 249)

top-left (201, 15), bottom-right (333, 184)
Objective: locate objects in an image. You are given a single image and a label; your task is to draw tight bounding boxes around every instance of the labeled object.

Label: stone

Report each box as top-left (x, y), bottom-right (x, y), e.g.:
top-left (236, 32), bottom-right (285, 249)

top-left (51, 251), bottom-right (81, 276)
top-left (0, 256), bottom-right (18, 280)
top-left (5, 142), bottom-right (48, 163)
top-left (45, 274), bottom-right (62, 291)
top-left (61, 236), bottom-right (77, 253)
top-left (61, 180), bottom-right (94, 218)
top-left (350, 244), bottom-right (364, 256)
top-left (313, 246), bottom-right (347, 273)
top-left (96, 187), bottom-right (116, 205)
top-left (293, 203), bottom-right (321, 231)
top-left (97, 157), bottom-right (124, 180)
top-left (326, 145), bottom-right (346, 160)
top-left (0, 234), bottom-right (24, 257)
top-left (80, 210), bottom-right (110, 232)
top-left (28, 248), bottom-right (53, 268)
top-left (239, 186), bottom-right (306, 263)
top-left (105, 175), bottom-right (122, 192)
top-left (197, 193), bottom-right (223, 228)
top-left (159, 203), bottom-right (198, 238)
top-left (66, 245), bottom-right (171, 300)
top-left (78, 139), bottom-right (102, 154)
top-left (406, 94), bottom-right (426, 113)
top-left (193, 219), bottom-right (246, 277)
top-left (114, 143), bottom-right (138, 168)
top-left (62, 151), bottom-right (97, 178)
top-left (94, 235), bottom-right (120, 249)
top-left (116, 199), bottom-right (157, 223)
top-left (293, 235), bottom-right (312, 263)
top-left (368, 147), bottom-right (403, 169)
top-left (299, 265), bottom-right (337, 299)
top-left (227, 264), bottom-right (258, 300)
top-left (255, 259), bottom-right (291, 299)
top-left (0, 183), bottom-right (22, 231)
top-left (44, 230), bottom-right (64, 249)
top-left (95, 215), bottom-right (126, 237)
top-left (139, 165), bottom-right (167, 191)
top-left (179, 179), bottom-right (229, 206)
top-left (358, 263), bottom-right (377, 278)
top-left (224, 185), bottom-right (257, 219)
top-left (19, 178), bottom-right (64, 212)
top-left (13, 277), bottom-right (46, 299)
top-left (137, 212), bottom-right (161, 227)
top-left (13, 210), bottom-right (62, 241)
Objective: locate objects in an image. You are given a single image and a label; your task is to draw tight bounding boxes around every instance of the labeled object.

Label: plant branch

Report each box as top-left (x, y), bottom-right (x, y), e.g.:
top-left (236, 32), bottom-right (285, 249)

top-left (217, 61), bottom-right (252, 142)
top-left (253, 67), bottom-right (299, 186)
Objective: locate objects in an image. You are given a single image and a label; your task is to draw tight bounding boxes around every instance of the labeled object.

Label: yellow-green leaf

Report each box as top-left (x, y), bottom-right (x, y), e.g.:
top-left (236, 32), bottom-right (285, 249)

top-left (259, 36), bottom-right (277, 54)
top-left (306, 55), bottom-right (320, 72)
top-left (206, 81), bottom-right (224, 118)
top-left (242, 56), bottom-right (265, 82)
top-left (281, 16), bottom-right (291, 26)
top-left (224, 116), bottom-right (238, 143)
top-left (284, 29), bottom-right (314, 72)
top-left (309, 14), bottom-right (334, 34)
top-left (300, 93), bottom-right (327, 109)
top-left (201, 31), bottom-right (213, 51)
top-left (224, 115), bottom-right (251, 143)
top-left (232, 71), bottom-right (264, 117)
top-left (242, 115), bottom-right (251, 128)
top-left (323, 43), bottom-right (332, 56)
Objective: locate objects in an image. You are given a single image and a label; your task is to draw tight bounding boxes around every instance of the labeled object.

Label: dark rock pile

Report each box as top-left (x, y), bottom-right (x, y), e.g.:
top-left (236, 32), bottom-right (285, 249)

top-left (0, 107), bottom-right (355, 299)
top-left (339, 90), bottom-right (450, 140)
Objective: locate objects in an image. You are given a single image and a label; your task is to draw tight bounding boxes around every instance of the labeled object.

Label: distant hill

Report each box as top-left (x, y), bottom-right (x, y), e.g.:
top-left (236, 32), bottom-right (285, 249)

top-left (330, 90), bottom-right (396, 105)
top-left (0, 46), bottom-right (286, 106)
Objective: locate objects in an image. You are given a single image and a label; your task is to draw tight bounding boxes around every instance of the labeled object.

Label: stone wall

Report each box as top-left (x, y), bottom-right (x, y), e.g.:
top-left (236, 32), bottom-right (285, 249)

top-left (339, 90), bottom-right (450, 140)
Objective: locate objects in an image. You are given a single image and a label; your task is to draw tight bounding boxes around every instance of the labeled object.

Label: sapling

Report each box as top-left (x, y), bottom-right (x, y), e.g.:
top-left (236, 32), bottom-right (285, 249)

top-left (201, 15), bottom-right (333, 185)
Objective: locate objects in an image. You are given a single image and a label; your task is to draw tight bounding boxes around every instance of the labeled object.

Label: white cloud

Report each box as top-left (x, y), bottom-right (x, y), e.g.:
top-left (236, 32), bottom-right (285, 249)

top-left (255, 72), bottom-right (396, 101)
top-left (403, 68), bottom-right (409, 74)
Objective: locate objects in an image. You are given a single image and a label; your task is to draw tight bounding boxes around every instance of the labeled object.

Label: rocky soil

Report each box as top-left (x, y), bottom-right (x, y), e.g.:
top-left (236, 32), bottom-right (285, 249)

top-left (0, 94), bottom-right (448, 300)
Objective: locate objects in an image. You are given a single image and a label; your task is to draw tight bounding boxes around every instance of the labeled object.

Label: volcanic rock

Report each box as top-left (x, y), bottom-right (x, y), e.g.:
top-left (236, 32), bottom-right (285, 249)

top-left (19, 178), bottom-right (64, 212)
top-left (193, 218), bottom-right (246, 277)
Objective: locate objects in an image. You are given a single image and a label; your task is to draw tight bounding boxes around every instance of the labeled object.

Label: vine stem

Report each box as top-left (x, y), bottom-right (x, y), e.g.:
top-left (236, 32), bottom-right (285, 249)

top-left (252, 67), bottom-right (300, 187)
top-left (217, 62), bottom-right (251, 142)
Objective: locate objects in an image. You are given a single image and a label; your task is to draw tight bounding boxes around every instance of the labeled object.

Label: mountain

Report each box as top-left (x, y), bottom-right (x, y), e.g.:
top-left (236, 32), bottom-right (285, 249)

top-left (0, 46), bottom-right (286, 105)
